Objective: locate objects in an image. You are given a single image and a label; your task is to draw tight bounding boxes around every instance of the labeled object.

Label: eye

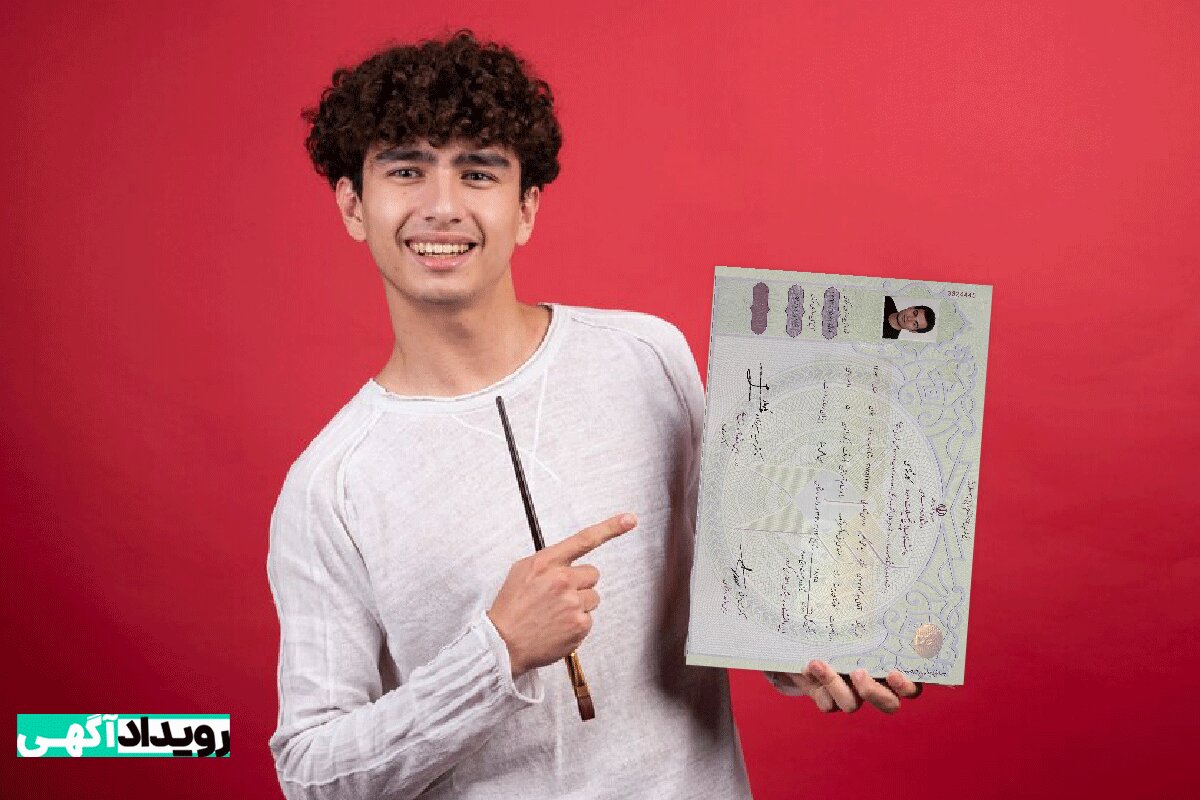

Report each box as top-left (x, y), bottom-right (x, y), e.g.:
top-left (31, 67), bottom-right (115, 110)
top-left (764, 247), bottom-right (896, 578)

top-left (463, 171), bottom-right (497, 183)
top-left (387, 167), bottom-right (420, 178)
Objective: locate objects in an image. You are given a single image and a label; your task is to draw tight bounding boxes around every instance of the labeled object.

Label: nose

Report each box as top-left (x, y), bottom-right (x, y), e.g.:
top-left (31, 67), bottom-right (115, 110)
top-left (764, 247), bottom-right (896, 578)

top-left (419, 168), bottom-right (464, 224)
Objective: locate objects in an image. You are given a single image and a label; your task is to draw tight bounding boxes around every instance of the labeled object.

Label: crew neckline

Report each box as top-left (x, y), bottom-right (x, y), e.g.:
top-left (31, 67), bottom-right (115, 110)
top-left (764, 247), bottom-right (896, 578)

top-left (363, 303), bottom-right (565, 414)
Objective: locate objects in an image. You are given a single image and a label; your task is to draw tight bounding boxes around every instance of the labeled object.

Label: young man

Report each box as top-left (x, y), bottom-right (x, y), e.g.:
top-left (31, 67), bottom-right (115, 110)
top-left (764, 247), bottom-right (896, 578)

top-left (882, 295), bottom-right (937, 338)
top-left (268, 31), bottom-right (920, 800)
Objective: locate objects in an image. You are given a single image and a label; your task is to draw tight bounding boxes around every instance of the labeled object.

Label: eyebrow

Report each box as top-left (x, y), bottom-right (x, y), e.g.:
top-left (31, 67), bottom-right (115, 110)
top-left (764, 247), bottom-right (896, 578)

top-left (372, 147), bottom-right (512, 169)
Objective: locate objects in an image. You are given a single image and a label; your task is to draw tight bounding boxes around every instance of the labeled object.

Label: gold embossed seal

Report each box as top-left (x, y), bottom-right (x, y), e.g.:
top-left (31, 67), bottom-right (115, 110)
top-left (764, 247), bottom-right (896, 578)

top-left (913, 623), bottom-right (944, 658)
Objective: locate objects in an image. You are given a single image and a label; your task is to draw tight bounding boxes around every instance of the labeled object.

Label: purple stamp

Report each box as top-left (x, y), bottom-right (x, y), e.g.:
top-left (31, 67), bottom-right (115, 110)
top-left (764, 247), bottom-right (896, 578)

top-left (821, 287), bottom-right (841, 340)
top-left (750, 282), bottom-right (769, 335)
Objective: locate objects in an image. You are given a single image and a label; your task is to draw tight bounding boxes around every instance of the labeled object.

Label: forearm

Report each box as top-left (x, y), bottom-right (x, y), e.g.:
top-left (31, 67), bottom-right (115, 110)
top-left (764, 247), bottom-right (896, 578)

top-left (271, 611), bottom-right (542, 800)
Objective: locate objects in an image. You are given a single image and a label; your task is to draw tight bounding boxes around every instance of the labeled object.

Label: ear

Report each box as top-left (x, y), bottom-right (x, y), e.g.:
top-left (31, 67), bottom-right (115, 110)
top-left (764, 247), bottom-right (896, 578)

top-left (335, 176), bottom-right (367, 242)
top-left (514, 186), bottom-right (541, 246)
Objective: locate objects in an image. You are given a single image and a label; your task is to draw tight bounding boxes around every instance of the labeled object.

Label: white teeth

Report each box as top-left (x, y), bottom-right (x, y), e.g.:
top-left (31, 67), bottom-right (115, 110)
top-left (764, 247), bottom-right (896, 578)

top-left (411, 242), bottom-right (472, 256)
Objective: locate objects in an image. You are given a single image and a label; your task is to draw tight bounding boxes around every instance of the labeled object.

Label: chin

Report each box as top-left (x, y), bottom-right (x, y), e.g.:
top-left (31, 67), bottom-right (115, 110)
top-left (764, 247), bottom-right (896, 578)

top-left (409, 285), bottom-right (478, 309)
top-left (384, 262), bottom-right (505, 311)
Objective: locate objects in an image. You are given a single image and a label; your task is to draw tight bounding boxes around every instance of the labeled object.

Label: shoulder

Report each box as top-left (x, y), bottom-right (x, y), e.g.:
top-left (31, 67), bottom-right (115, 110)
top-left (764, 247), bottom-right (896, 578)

top-left (560, 304), bottom-right (697, 373)
top-left (557, 304), bottom-right (703, 431)
top-left (270, 385), bottom-right (382, 535)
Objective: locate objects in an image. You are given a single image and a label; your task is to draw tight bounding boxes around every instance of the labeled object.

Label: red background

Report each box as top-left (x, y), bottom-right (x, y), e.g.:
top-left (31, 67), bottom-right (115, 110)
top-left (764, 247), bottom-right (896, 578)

top-left (3, 1), bottom-right (1197, 797)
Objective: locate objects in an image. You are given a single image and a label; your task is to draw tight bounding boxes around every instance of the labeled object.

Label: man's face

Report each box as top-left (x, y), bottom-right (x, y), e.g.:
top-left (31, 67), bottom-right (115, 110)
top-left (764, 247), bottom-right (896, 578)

top-left (335, 139), bottom-right (539, 309)
top-left (897, 306), bottom-right (928, 333)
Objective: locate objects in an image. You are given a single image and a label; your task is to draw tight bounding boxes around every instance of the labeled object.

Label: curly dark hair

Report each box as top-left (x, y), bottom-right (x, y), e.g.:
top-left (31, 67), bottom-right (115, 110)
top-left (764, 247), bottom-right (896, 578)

top-left (302, 30), bottom-right (562, 198)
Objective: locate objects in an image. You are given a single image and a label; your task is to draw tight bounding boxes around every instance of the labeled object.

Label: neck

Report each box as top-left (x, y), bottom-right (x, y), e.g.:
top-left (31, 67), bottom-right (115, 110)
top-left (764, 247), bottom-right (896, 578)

top-left (887, 311), bottom-right (901, 331)
top-left (374, 275), bottom-right (551, 398)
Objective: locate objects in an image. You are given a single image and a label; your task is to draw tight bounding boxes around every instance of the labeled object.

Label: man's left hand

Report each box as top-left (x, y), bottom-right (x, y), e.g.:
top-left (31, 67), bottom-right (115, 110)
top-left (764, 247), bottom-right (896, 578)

top-left (767, 660), bottom-right (922, 714)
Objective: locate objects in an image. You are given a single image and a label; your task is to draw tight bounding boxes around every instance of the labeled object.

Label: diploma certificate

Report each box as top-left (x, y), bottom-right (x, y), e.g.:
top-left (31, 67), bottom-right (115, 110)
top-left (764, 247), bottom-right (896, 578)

top-left (685, 266), bottom-right (992, 684)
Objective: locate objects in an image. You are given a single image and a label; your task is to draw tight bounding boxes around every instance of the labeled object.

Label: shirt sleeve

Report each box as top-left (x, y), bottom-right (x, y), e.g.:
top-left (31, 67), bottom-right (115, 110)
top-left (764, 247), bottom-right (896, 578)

top-left (639, 315), bottom-right (704, 474)
top-left (634, 314), bottom-right (704, 541)
top-left (266, 455), bottom-right (543, 800)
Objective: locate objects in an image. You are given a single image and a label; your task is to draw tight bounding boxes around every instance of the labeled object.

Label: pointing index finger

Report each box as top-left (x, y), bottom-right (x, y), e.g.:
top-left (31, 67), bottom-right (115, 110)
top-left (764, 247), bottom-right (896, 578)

top-left (542, 513), bottom-right (637, 564)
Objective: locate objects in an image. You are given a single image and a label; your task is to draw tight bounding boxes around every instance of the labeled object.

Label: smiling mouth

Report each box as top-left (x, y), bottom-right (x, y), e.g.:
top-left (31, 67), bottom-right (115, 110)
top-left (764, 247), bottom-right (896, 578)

top-left (405, 240), bottom-right (478, 257)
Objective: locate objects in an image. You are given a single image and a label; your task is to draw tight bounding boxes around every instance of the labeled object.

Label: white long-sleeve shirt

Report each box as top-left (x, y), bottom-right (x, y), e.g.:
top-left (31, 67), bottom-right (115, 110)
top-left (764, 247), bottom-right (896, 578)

top-left (267, 304), bottom-right (754, 799)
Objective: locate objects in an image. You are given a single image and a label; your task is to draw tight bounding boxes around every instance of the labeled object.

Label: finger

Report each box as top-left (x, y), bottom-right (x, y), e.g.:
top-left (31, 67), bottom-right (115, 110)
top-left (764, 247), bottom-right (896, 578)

top-left (571, 564), bottom-right (600, 589)
top-left (886, 670), bottom-right (922, 699)
top-left (810, 686), bottom-right (838, 713)
top-left (807, 660), bottom-right (860, 713)
top-left (579, 588), bottom-right (600, 612)
top-left (541, 513), bottom-right (637, 565)
top-left (849, 669), bottom-right (900, 714)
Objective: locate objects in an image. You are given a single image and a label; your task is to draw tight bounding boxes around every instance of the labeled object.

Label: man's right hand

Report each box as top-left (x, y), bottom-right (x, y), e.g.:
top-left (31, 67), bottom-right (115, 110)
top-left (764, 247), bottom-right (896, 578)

top-left (487, 513), bottom-right (638, 678)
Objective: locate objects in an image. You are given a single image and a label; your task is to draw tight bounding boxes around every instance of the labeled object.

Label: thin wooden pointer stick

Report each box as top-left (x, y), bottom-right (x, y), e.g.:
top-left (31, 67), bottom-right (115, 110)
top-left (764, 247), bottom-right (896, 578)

top-left (495, 395), bottom-right (596, 721)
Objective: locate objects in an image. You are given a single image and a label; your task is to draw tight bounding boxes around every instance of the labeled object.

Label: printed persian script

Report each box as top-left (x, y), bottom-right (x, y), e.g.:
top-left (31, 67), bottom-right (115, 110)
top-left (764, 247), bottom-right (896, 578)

top-left (685, 267), bottom-right (992, 684)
